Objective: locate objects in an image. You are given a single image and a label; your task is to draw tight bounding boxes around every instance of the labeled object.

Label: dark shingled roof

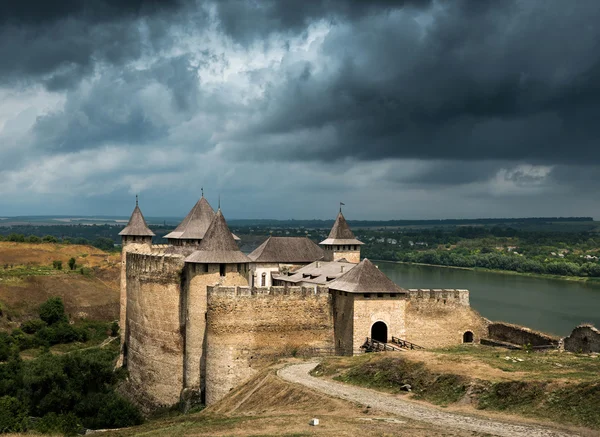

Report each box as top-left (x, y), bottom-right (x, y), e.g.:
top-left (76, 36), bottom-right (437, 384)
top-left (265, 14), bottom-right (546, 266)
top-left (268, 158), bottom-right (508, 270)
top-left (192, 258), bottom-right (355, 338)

top-left (320, 211), bottom-right (363, 245)
top-left (248, 236), bottom-right (324, 263)
top-left (164, 196), bottom-right (215, 240)
top-left (119, 204), bottom-right (155, 237)
top-left (327, 258), bottom-right (407, 294)
top-left (185, 209), bottom-right (250, 264)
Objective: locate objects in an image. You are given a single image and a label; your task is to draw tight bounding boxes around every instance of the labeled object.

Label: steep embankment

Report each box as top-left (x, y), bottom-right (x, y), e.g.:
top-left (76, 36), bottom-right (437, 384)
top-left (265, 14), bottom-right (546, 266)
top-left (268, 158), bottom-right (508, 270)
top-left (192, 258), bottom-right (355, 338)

top-left (0, 242), bottom-right (120, 328)
top-left (108, 364), bottom-right (492, 437)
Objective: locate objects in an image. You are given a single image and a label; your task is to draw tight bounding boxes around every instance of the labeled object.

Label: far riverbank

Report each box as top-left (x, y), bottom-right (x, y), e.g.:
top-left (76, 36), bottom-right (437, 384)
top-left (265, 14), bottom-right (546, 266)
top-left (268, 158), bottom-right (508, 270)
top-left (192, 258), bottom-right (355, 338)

top-left (372, 260), bottom-right (600, 284)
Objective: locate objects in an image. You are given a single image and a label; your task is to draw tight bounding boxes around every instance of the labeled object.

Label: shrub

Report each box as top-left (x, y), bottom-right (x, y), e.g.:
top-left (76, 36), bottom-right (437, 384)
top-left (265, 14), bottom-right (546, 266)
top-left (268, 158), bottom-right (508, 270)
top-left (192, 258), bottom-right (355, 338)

top-left (21, 319), bottom-right (47, 334)
top-left (42, 235), bottom-right (58, 243)
top-left (68, 257), bottom-right (77, 270)
top-left (25, 235), bottom-right (41, 243)
top-left (110, 321), bottom-right (119, 337)
top-left (52, 260), bottom-right (63, 270)
top-left (39, 297), bottom-right (68, 325)
top-left (33, 412), bottom-right (81, 436)
top-left (0, 396), bottom-right (28, 433)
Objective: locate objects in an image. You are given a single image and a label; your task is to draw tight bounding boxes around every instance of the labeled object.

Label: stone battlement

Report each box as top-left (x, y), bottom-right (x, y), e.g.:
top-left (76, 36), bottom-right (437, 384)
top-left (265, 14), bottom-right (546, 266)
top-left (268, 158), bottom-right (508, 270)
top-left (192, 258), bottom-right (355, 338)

top-left (407, 289), bottom-right (469, 306)
top-left (208, 285), bottom-right (330, 297)
top-left (126, 252), bottom-right (185, 276)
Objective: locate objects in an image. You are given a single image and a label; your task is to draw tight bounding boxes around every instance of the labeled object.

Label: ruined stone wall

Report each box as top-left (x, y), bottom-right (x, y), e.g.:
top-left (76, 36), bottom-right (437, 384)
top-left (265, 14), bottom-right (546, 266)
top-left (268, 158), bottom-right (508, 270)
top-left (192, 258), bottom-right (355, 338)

top-left (352, 294), bottom-right (407, 352)
top-left (183, 263), bottom-right (249, 397)
top-left (332, 291), bottom-right (355, 355)
top-left (404, 289), bottom-right (488, 348)
top-left (125, 252), bottom-right (186, 409)
top-left (488, 322), bottom-right (558, 347)
top-left (563, 324), bottom-right (600, 353)
top-left (204, 285), bottom-right (333, 404)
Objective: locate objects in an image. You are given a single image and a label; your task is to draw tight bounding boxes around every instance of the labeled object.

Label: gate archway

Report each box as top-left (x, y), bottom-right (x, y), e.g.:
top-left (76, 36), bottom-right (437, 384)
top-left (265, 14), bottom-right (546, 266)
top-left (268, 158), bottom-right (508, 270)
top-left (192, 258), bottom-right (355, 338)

top-left (463, 331), bottom-right (474, 343)
top-left (371, 321), bottom-right (388, 343)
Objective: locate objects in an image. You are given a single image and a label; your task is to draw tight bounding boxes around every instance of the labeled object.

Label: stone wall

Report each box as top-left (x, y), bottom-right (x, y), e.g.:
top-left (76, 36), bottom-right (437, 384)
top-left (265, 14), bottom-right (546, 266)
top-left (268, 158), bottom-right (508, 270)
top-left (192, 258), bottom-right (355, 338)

top-left (404, 289), bottom-right (488, 348)
top-left (125, 252), bottom-right (186, 409)
top-left (183, 263), bottom-right (249, 399)
top-left (332, 291), bottom-right (355, 355)
top-left (352, 293), bottom-right (407, 351)
top-left (487, 322), bottom-right (558, 348)
top-left (119, 238), bottom-right (152, 352)
top-left (204, 285), bottom-right (333, 404)
top-left (563, 324), bottom-right (600, 353)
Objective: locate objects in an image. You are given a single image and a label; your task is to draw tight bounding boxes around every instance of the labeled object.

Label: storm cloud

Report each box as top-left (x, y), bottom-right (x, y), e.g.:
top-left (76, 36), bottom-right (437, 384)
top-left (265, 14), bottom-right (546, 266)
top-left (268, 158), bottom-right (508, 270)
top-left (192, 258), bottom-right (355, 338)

top-left (0, 0), bottom-right (599, 219)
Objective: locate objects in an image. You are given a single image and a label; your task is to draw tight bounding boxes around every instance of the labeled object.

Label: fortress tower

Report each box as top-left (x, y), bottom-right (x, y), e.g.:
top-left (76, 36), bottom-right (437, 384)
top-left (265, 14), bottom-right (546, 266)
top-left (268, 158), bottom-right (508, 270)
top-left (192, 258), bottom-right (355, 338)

top-left (118, 197), bottom-right (154, 358)
top-left (181, 208), bottom-right (251, 403)
top-left (320, 209), bottom-right (363, 263)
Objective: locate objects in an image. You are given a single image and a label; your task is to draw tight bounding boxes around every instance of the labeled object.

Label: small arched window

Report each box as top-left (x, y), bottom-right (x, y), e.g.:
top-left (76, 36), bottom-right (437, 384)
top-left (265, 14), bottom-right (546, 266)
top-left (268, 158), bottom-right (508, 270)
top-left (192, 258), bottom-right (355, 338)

top-left (261, 272), bottom-right (266, 287)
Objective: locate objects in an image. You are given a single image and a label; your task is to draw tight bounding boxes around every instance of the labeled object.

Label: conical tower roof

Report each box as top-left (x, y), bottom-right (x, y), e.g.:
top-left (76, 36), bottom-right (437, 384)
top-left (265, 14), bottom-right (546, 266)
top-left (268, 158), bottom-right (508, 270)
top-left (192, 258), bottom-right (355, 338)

top-left (327, 258), bottom-right (406, 294)
top-left (165, 195), bottom-right (240, 241)
top-left (320, 211), bottom-right (363, 245)
top-left (185, 209), bottom-right (250, 264)
top-left (119, 200), bottom-right (155, 237)
top-left (164, 196), bottom-right (215, 240)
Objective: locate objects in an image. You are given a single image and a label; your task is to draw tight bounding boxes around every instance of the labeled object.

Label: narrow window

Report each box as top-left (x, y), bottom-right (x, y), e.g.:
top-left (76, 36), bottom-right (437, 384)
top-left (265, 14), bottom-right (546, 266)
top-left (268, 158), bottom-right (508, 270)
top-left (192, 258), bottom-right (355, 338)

top-left (377, 293), bottom-right (384, 298)
top-left (219, 263), bottom-right (226, 277)
top-left (364, 293), bottom-right (371, 299)
top-left (261, 272), bottom-right (266, 286)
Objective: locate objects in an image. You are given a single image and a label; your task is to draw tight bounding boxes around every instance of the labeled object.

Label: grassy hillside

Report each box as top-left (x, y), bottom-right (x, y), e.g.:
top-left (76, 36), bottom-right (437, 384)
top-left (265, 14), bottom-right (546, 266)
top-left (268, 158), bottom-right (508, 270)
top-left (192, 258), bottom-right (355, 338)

top-left (0, 242), bottom-right (120, 329)
top-left (313, 347), bottom-right (600, 430)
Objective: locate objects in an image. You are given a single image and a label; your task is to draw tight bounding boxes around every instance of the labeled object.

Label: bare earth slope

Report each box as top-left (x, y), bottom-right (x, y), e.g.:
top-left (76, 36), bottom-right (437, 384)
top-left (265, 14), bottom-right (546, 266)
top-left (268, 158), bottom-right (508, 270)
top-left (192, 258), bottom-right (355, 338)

top-left (278, 362), bottom-right (585, 437)
top-left (0, 242), bottom-right (120, 326)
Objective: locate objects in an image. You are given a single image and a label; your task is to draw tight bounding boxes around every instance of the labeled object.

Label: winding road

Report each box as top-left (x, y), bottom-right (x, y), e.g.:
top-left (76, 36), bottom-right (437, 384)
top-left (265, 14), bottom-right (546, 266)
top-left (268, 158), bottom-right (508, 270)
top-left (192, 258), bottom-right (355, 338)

top-left (277, 362), bottom-right (580, 437)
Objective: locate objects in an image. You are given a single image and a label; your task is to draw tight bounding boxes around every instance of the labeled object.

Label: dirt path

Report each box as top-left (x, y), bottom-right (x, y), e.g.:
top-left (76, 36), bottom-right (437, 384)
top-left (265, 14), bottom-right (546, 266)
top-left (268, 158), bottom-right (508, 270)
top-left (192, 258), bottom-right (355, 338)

top-left (277, 362), bottom-right (580, 437)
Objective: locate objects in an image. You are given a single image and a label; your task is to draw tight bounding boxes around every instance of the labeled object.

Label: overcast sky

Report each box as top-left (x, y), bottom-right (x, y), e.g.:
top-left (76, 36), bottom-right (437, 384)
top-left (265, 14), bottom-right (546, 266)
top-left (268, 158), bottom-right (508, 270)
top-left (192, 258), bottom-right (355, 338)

top-left (1, 0), bottom-right (599, 220)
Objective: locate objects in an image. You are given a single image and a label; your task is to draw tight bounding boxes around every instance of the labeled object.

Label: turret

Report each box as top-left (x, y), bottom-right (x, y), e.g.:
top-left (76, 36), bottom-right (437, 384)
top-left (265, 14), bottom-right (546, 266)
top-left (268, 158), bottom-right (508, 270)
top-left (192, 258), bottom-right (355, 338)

top-left (117, 196), bottom-right (154, 366)
top-left (320, 207), bottom-right (363, 263)
top-left (118, 195), bottom-right (155, 245)
top-left (165, 191), bottom-right (239, 247)
top-left (181, 208), bottom-right (250, 404)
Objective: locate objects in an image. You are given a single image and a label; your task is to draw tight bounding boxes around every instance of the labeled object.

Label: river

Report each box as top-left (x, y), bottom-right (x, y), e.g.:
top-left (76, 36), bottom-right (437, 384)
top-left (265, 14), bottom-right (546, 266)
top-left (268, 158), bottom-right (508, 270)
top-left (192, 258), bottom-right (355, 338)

top-left (376, 261), bottom-right (600, 336)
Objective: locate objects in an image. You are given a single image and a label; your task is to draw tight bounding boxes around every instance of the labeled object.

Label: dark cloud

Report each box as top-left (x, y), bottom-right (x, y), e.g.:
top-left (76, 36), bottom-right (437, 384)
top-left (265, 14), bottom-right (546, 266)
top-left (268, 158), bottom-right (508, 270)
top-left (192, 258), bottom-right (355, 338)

top-left (214, 0), bottom-right (432, 40)
top-left (33, 55), bottom-right (201, 152)
top-left (223, 0), bottom-right (600, 166)
top-left (0, 0), bottom-right (195, 89)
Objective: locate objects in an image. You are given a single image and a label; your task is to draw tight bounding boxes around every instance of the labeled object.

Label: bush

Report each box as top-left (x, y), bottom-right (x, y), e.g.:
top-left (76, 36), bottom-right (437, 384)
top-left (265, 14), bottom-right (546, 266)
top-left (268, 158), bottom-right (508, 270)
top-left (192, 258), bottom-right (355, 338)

top-left (39, 297), bottom-right (68, 325)
top-left (52, 260), bottom-right (63, 270)
top-left (33, 412), bottom-right (81, 436)
top-left (68, 257), bottom-right (77, 270)
top-left (25, 235), bottom-right (41, 243)
top-left (42, 235), bottom-right (58, 243)
top-left (21, 319), bottom-right (47, 334)
top-left (0, 396), bottom-right (28, 433)
top-left (110, 321), bottom-right (119, 337)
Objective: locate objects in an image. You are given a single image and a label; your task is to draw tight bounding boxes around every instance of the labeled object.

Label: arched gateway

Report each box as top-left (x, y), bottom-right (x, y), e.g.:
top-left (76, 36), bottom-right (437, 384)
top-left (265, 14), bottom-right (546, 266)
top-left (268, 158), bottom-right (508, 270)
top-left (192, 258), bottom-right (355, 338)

top-left (371, 321), bottom-right (388, 343)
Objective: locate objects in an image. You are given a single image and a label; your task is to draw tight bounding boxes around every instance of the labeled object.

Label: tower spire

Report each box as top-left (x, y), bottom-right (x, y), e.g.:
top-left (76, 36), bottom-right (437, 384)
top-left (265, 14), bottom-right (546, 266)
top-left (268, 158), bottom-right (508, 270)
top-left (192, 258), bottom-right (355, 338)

top-left (136, 194), bottom-right (139, 207)
top-left (218, 195), bottom-right (221, 210)
top-left (340, 201), bottom-right (345, 213)
top-left (201, 187), bottom-right (204, 197)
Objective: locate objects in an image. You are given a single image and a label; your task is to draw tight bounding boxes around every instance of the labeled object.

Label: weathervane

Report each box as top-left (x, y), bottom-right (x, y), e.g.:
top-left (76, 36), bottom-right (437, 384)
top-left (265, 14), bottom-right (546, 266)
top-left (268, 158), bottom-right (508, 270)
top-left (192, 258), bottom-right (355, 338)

top-left (340, 202), bottom-right (345, 212)
top-left (136, 194), bottom-right (139, 207)
top-left (201, 187), bottom-right (204, 197)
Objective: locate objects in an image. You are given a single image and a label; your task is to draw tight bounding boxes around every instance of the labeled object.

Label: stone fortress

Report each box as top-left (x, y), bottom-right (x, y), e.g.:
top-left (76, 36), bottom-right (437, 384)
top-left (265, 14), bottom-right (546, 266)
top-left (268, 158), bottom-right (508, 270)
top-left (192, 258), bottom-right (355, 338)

top-left (118, 195), bottom-right (489, 409)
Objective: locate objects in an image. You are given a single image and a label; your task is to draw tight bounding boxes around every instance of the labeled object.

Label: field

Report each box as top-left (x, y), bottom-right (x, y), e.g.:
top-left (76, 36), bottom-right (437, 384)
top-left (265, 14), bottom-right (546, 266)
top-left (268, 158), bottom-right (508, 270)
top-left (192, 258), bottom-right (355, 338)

top-left (0, 242), bottom-right (120, 328)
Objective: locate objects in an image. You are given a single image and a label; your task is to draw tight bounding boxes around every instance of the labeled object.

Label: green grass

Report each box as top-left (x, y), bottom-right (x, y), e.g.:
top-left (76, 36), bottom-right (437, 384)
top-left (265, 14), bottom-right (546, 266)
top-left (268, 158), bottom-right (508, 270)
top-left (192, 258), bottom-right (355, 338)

top-left (0, 265), bottom-right (58, 277)
top-left (315, 352), bottom-right (600, 429)
top-left (436, 345), bottom-right (600, 382)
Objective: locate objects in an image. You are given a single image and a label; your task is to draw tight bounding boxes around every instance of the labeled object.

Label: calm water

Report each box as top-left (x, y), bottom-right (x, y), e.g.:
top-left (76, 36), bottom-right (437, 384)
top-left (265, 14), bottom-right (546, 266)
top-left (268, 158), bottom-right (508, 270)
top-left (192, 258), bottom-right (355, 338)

top-left (377, 261), bottom-right (600, 336)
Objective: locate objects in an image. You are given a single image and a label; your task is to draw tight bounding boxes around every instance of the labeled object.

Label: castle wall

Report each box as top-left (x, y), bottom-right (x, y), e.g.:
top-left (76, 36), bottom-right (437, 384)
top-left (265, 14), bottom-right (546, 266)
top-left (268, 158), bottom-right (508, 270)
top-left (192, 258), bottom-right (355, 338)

top-left (204, 286), bottom-right (333, 404)
top-left (183, 263), bottom-right (249, 396)
top-left (119, 238), bottom-right (152, 349)
top-left (250, 262), bottom-right (279, 287)
top-left (352, 293), bottom-right (407, 352)
top-left (403, 289), bottom-right (488, 348)
top-left (125, 252), bottom-right (186, 409)
top-left (488, 322), bottom-right (558, 347)
top-left (563, 324), bottom-right (600, 353)
top-left (333, 250), bottom-right (360, 264)
top-left (332, 291), bottom-right (355, 355)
